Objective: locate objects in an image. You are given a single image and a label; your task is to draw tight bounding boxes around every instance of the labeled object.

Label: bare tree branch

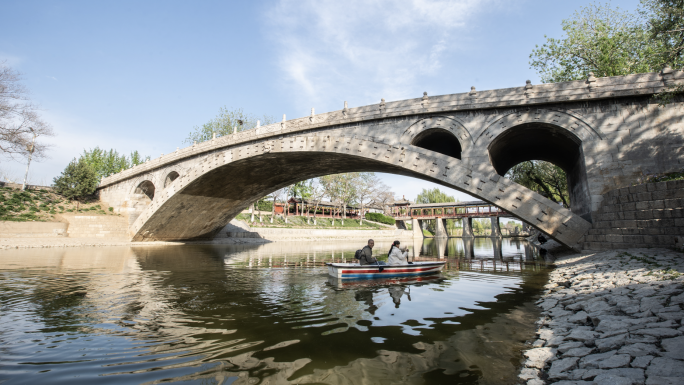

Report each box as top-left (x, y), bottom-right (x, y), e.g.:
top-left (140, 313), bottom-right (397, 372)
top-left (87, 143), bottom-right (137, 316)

top-left (0, 61), bottom-right (54, 161)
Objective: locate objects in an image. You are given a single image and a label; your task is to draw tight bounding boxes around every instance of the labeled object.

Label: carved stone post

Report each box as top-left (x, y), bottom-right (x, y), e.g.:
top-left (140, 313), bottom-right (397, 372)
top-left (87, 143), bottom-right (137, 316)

top-left (490, 217), bottom-right (502, 237)
top-left (462, 217), bottom-right (474, 238)
top-left (412, 218), bottom-right (423, 240)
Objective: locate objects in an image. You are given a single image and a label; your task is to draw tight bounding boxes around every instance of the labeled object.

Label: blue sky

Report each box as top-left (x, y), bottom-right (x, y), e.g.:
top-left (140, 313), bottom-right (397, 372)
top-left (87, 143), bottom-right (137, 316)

top-left (0, 0), bottom-right (641, 202)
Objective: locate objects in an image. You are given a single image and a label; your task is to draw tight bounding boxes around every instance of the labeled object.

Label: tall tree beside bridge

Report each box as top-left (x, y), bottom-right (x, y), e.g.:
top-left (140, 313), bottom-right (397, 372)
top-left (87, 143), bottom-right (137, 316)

top-left (529, 0), bottom-right (682, 88)
top-left (53, 158), bottom-right (99, 208)
top-left (506, 161), bottom-right (570, 208)
top-left (0, 62), bottom-right (54, 161)
top-left (79, 147), bottom-right (149, 180)
top-left (185, 107), bottom-right (275, 144)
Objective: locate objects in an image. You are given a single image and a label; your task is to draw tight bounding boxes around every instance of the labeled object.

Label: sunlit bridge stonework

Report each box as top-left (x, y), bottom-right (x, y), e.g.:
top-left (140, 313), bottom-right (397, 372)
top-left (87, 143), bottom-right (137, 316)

top-left (97, 69), bottom-right (684, 248)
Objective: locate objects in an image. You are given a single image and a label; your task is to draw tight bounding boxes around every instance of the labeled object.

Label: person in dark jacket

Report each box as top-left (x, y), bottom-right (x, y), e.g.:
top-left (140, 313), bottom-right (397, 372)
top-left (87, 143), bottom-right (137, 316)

top-left (359, 239), bottom-right (386, 265)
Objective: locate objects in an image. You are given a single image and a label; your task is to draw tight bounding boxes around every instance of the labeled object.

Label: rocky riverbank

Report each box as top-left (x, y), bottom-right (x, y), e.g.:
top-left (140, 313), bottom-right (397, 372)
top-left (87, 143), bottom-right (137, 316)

top-left (521, 248), bottom-right (684, 385)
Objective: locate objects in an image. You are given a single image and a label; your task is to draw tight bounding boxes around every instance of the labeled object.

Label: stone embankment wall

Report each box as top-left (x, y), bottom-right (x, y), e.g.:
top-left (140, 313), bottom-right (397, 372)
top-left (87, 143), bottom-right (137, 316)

top-left (58, 215), bottom-right (129, 239)
top-left (0, 222), bottom-right (67, 238)
top-left (521, 249), bottom-right (684, 384)
top-left (215, 220), bottom-right (412, 241)
top-left (1, 215), bottom-right (129, 239)
top-left (583, 180), bottom-right (684, 250)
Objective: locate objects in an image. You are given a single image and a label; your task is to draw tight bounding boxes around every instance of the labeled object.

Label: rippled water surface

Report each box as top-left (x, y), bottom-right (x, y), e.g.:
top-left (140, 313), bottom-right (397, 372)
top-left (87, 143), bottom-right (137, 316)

top-left (0, 238), bottom-right (549, 384)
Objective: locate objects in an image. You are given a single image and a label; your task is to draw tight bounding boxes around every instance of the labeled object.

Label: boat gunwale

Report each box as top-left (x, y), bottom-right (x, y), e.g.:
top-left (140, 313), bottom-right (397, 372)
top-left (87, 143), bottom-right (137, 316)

top-left (326, 262), bottom-right (446, 269)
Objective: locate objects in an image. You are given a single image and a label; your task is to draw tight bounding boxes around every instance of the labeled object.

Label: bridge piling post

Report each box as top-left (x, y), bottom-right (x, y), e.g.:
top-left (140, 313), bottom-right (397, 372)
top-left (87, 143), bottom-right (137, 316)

top-left (463, 238), bottom-right (474, 259)
top-left (491, 217), bottom-right (502, 238)
top-left (434, 217), bottom-right (448, 238)
top-left (412, 237), bottom-right (422, 260)
top-left (437, 236), bottom-right (448, 259)
top-left (493, 238), bottom-right (503, 259)
top-left (462, 218), bottom-right (474, 238)
top-left (412, 218), bottom-right (423, 240)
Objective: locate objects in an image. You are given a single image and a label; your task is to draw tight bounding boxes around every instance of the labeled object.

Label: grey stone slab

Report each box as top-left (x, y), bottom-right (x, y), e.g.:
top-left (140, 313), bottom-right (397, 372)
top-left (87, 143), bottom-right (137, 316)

top-left (618, 343), bottom-right (660, 357)
top-left (630, 355), bottom-right (653, 369)
top-left (645, 377), bottom-right (683, 385)
top-left (646, 357), bottom-right (684, 377)
top-left (564, 347), bottom-right (596, 357)
top-left (569, 311), bottom-right (591, 324)
top-left (580, 350), bottom-right (617, 369)
top-left (549, 357), bottom-right (580, 380)
top-left (632, 328), bottom-right (682, 338)
top-left (599, 354), bottom-right (632, 369)
top-left (593, 374), bottom-right (640, 385)
top-left (567, 329), bottom-right (599, 343)
top-left (559, 341), bottom-right (588, 353)
top-left (659, 336), bottom-right (684, 360)
top-left (596, 334), bottom-right (630, 352)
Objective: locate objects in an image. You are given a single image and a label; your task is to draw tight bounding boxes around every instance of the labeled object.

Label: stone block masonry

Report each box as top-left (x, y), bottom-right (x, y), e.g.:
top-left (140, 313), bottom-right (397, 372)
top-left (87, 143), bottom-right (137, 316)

top-left (584, 180), bottom-right (684, 250)
top-left (95, 69), bottom-right (684, 246)
top-left (0, 221), bottom-right (67, 238)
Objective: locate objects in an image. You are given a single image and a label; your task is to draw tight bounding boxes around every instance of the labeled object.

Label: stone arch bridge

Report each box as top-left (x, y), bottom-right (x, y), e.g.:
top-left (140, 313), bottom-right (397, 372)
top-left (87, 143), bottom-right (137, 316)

top-left (98, 69), bottom-right (684, 249)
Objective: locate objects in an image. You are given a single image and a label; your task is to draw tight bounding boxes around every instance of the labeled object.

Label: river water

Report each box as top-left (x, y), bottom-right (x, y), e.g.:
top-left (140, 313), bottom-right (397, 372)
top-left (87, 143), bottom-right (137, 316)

top-left (0, 238), bottom-right (550, 385)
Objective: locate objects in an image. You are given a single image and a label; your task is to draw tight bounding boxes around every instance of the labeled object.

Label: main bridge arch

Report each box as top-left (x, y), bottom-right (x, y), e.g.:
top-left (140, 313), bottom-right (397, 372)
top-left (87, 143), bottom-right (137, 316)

top-left (129, 135), bottom-right (591, 248)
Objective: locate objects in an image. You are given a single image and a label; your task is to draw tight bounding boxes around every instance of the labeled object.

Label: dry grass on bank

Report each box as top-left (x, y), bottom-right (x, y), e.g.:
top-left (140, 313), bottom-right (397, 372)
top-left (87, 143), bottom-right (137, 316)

top-left (0, 188), bottom-right (117, 222)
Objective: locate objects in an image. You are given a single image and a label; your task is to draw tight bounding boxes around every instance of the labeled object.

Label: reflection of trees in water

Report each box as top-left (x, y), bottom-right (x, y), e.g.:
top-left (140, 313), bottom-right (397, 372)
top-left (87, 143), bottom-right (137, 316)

top-left (1, 243), bottom-right (548, 384)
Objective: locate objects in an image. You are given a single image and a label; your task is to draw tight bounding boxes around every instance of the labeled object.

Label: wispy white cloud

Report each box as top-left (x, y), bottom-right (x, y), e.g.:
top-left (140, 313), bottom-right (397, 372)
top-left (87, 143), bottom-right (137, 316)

top-left (266, 0), bottom-right (494, 113)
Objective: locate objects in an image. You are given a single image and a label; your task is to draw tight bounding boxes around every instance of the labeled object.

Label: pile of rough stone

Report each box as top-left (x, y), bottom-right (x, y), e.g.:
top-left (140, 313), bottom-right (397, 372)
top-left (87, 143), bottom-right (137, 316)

top-left (520, 249), bottom-right (684, 385)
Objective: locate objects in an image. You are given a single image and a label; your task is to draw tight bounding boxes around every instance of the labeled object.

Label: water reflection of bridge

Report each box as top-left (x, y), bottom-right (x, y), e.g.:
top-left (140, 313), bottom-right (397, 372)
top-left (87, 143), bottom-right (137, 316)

top-left (225, 238), bottom-right (543, 273)
top-left (390, 200), bottom-right (531, 239)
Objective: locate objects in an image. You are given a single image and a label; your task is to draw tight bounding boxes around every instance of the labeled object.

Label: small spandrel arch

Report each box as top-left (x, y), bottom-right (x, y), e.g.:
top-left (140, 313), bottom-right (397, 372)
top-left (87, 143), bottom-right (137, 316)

top-left (411, 128), bottom-right (462, 159)
top-left (164, 171), bottom-right (180, 188)
top-left (135, 180), bottom-right (155, 201)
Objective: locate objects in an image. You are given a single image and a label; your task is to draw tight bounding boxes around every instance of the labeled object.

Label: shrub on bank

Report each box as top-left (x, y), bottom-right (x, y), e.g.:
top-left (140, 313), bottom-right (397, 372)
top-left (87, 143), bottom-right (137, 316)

top-left (634, 170), bottom-right (684, 185)
top-left (365, 212), bottom-right (395, 225)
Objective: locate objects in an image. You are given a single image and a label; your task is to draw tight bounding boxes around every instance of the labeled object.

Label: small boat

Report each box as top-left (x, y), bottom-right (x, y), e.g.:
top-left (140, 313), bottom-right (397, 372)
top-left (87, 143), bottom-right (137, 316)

top-left (327, 274), bottom-right (443, 289)
top-left (326, 261), bottom-right (446, 279)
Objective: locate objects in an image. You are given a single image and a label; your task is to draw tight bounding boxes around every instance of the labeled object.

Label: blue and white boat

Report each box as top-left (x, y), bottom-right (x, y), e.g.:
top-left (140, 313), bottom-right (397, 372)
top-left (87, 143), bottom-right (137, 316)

top-left (326, 261), bottom-right (446, 279)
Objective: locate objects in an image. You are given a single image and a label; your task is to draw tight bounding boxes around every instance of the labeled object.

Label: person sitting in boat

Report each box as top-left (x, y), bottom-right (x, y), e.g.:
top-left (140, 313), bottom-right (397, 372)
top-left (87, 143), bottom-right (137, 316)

top-left (387, 240), bottom-right (409, 265)
top-left (359, 239), bottom-right (386, 265)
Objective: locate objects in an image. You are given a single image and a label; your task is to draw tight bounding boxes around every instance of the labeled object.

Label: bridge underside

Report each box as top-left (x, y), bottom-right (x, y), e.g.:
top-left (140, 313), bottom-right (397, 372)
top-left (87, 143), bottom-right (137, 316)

top-left (128, 137), bottom-right (591, 249)
top-left (134, 152), bottom-right (453, 241)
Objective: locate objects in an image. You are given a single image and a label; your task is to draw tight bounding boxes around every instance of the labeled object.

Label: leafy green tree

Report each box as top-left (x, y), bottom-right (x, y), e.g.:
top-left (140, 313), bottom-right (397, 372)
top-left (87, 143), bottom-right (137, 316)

top-left (530, 3), bottom-right (655, 83)
top-left (506, 161), bottom-right (570, 208)
top-left (530, 1), bottom-right (683, 84)
top-left (472, 220), bottom-right (483, 235)
top-left (79, 147), bottom-right (148, 180)
top-left (641, 0), bottom-right (684, 68)
top-left (415, 188), bottom-right (455, 204)
top-left (185, 107), bottom-right (275, 144)
top-left (642, 0), bottom-right (684, 104)
top-left (53, 158), bottom-right (99, 202)
top-left (288, 180), bottom-right (312, 200)
top-left (415, 188), bottom-right (456, 233)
